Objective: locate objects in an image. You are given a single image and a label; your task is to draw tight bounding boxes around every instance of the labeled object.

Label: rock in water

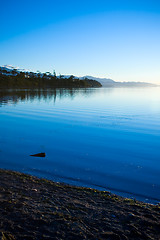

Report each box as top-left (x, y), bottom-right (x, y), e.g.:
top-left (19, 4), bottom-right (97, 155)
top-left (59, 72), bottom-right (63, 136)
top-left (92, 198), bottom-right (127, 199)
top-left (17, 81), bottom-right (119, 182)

top-left (30, 152), bottom-right (46, 157)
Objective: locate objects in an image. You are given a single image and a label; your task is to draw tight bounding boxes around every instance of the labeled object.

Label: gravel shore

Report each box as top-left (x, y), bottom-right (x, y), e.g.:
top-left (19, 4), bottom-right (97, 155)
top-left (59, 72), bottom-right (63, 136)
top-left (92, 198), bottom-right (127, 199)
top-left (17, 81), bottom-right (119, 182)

top-left (0, 169), bottom-right (160, 240)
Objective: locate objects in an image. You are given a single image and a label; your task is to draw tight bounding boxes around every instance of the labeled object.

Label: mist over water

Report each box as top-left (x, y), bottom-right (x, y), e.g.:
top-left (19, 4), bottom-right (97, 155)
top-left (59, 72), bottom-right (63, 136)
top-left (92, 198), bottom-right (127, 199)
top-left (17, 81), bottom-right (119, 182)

top-left (0, 87), bottom-right (160, 203)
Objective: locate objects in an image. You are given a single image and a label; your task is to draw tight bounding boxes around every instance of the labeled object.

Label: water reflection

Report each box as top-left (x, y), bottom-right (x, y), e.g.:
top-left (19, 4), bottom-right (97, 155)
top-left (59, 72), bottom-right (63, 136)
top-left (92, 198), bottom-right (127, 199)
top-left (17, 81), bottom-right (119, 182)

top-left (0, 88), bottom-right (99, 106)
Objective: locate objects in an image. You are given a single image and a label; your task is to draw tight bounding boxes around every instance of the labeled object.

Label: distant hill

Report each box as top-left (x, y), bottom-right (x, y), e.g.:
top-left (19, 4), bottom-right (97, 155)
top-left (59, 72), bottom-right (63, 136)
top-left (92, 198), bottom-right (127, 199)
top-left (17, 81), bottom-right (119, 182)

top-left (81, 76), bottom-right (157, 88)
top-left (113, 81), bottom-right (157, 87)
top-left (81, 76), bottom-right (115, 87)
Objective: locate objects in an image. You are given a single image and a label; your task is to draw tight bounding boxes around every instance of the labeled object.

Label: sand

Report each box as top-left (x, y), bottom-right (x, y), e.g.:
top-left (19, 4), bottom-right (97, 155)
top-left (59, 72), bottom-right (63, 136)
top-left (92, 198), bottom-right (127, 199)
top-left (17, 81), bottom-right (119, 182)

top-left (0, 169), bottom-right (160, 240)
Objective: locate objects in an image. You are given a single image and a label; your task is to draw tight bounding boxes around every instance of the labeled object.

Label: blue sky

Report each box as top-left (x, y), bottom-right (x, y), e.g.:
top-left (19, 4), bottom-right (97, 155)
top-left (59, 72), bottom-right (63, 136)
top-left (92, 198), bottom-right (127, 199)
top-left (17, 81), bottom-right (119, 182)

top-left (0, 0), bottom-right (160, 82)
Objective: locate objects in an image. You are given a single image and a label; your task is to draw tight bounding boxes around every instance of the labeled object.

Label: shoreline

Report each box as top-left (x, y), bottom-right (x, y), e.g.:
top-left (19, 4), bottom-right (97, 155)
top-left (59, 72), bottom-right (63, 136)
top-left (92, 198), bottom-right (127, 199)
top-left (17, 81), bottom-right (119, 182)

top-left (0, 169), bottom-right (160, 239)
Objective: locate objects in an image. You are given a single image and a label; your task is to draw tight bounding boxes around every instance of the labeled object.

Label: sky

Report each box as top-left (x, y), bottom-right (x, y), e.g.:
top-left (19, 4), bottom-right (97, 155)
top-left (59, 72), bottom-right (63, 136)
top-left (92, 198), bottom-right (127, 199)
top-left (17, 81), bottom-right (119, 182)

top-left (0, 0), bottom-right (160, 83)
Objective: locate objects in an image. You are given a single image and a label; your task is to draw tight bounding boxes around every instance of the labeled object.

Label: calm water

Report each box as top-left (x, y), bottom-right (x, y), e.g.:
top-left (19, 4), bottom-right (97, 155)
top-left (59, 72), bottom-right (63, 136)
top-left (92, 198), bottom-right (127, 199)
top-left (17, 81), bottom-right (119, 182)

top-left (0, 87), bottom-right (160, 203)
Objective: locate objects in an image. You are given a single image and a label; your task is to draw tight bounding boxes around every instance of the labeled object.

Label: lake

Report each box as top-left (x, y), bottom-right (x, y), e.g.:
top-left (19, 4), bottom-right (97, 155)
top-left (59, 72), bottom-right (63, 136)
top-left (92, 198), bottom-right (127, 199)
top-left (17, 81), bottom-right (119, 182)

top-left (0, 87), bottom-right (160, 203)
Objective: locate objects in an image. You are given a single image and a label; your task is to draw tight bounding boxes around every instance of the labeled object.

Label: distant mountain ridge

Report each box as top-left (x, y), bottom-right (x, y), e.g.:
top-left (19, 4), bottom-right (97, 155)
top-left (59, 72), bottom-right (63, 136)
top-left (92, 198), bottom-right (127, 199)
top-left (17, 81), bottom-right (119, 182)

top-left (82, 76), bottom-right (115, 84)
top-left (63, 75), bottom-right (156, 87)
top-left (81, 76), bottom-right (157, 87)
top-left (1, 65), bottom-right (29, 73)
top-left (81, 76), bottom-right (115, 87)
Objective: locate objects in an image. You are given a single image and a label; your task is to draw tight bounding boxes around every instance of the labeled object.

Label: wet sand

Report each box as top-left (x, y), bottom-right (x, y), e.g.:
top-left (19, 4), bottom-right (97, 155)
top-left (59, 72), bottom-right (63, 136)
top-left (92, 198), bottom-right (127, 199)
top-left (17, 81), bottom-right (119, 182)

top-left (0, 169), bottom-right (160, 239)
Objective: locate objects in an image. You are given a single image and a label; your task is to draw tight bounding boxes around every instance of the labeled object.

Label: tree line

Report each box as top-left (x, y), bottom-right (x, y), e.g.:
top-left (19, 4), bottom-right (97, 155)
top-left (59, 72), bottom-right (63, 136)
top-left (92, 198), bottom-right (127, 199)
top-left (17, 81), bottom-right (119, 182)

top-left (0, 68), bottom-right (102, 89)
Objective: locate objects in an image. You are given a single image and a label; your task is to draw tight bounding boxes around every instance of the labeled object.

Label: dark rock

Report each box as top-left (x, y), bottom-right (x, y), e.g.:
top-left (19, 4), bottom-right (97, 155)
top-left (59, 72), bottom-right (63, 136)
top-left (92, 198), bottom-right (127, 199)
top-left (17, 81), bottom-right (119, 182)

top-left (30, 152), bottom-right (46, 157)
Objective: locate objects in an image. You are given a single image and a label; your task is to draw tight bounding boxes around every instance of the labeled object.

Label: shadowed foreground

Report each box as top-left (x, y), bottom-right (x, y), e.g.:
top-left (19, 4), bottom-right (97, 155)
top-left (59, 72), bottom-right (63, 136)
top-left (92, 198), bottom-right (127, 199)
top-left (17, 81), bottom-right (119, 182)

top-left (0, 169), bottom-right (160, 240)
